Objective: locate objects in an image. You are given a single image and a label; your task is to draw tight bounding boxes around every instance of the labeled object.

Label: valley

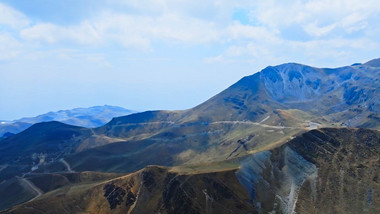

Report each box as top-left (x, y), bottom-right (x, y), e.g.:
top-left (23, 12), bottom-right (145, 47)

top-left (3, 128), bottom-right (379, 213)
top-left (0, 59), bottom-right (379, 213)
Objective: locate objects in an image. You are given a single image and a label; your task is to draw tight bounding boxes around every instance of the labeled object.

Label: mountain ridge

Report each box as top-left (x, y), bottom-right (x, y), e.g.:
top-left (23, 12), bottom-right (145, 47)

top-left (0, 58), bottom-right (379, 211)
top-left (0, 105), bottom-right (135, 137)
top-left (3, 128), bottom-right (378, 213)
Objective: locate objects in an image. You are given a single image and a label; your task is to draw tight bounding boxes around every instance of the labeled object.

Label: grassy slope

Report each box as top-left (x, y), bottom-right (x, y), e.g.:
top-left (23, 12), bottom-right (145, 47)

top-left (0, 60), bottom-right (379, 212)
top-left (3, 166), bottom-right (254, 214)
top-left (4, 128), bottom-right (379, 213)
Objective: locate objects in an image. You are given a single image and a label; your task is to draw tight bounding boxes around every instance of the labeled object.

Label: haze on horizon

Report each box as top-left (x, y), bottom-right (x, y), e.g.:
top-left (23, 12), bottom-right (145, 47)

top-left (0, 0), bottom-right (379, 120)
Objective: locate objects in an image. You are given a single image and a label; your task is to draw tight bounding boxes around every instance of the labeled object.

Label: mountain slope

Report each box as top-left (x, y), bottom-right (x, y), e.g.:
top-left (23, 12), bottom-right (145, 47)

top-left (0, 122), bottom-right (92, 181)
top-left (2, 59), bottom-right (379, 176)
top-left (2, 165), bottom-right (256, 214)
top-left (0, 59), bottom-right (379, 211)
top-left (4, 128), bottom-right (379, 214)
top-left (0, 171), bottom-right (123, 211)
top-left (237, 128), bottom-right (380, 213)
top-left (2, 60), bottom-right (378, 169)
top-left (61, 58), bottom-right (379, 173)
top-left (187, 61), bottom-right (379, 126)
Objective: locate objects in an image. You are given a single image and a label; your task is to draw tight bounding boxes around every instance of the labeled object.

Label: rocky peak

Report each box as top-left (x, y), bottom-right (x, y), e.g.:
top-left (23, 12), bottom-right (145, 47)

top-left (260, 63), bottom-right (322, 102)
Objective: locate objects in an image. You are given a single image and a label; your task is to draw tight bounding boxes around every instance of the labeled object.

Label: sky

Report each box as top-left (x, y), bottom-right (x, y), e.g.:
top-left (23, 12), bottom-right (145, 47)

top-left (0, 0), bottom-right (379, 120)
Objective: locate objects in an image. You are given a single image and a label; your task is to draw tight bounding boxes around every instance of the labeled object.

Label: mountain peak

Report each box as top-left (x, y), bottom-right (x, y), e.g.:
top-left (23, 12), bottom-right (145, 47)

top-left (260, 63), bottom-right (322, 102)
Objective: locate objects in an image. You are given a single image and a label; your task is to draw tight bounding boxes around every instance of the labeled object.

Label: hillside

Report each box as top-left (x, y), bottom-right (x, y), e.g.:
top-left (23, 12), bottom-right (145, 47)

top-left (59, 58), bottom-right (379, 173)
top-left (3, 128), bottom-right (379, 213)
top-left (0, 59), bottom-right (379, 211)
top-left (237, 128), bottom-right (380, 213)
top-left (0, 122), bottom-right (92, 181)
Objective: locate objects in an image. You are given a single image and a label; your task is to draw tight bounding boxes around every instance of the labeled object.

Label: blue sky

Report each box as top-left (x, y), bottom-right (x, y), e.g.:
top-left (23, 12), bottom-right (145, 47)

top-left (0, 0), bottom-right (379, 120)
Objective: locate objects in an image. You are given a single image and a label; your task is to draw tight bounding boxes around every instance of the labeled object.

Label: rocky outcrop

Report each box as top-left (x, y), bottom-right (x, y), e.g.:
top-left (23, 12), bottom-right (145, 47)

top-left (261, 63), bottom-right (322, 102)
top-left (1, 59), bottom-right (379, 212)
top-left (237, 128), bottom-right (380, 214)
top-left (236, 147), bottom-right (317, 213)
top-left (103, 183), bottom-right (126, 209)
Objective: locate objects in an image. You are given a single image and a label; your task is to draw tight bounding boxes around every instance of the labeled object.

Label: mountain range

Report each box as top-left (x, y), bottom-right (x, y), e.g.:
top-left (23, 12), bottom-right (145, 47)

top-left (0, 105), bottom-right (135, 137)
top-left (0, 58), bottom-right (379, 213)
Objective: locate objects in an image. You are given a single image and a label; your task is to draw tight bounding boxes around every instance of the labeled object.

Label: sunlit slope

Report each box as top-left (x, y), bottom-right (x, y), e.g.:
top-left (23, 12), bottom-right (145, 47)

top-left (61, 59), bottom-right (379, 172)
top-left (0, 59), bottom-right (379, 210)
top-left (4, 128), bottom-right (379, 214)
top-left (1, 59), bottom-right (378, 175)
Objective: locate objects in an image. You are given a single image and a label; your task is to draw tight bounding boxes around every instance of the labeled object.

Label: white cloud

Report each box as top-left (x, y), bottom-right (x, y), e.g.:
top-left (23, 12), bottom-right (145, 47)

top-left (341, 12), bottom-right (367, 33)
top-left (204, 55), bottom-right (223, 63)
top-left (1, 0), bottom-right (380, 120)
top-left (1, 0), bottom-right (379, 66)
top-left (19, 11), bottom-right (222, 50)
top-left (304, 22), bottom-right (336, 37)
top-left (149, 13), bottom-right (220, 44)
top-left (92, 13), bottom-right (152, 49)
top-left (21, 22), bottom-right (101, 45)
top-left (226, 23), bottom-right (273, 39)
top-left (252, 0), bottom-right (380, 37)
top-left (0, 33), bottom-right (22, 60)
top-left (0, 3), bottom-right (30, 29)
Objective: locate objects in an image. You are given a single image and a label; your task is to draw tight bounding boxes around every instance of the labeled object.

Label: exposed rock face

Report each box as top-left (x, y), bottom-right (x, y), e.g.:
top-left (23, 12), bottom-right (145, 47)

top-left (261, 63), bottom-right (322, 102)
top-left (0, 59), bottom-right (379, 211)
top-left (129, 167), bottom-right (255, 214)
top-left (237, 147), bottom-right (317, 213)
top-left (103, 183), bottom-right (126, 209)
top-left (3, 128), bottom-right (379, 214)
top-left (260, 62), bottom-right (379, 115)
top-left (2, 166), bottom-right (255, 214)
top-left (291, 128), bottom-right (380, 214)
top-left (125, 191), bottom-right (136, 207)
top-left (237, 128), bottom-right (380, 214)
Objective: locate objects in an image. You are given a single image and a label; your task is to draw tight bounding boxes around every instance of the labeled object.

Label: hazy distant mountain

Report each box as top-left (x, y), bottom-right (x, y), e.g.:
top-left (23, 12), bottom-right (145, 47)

top-left (0, 105), bottom-right (135, 137)
top-left (0, 59), bottom-right (379, 212)
top-left (0, 132), bottom-right (14, 140)
top-left (0, 122), bottom-right (31, 138)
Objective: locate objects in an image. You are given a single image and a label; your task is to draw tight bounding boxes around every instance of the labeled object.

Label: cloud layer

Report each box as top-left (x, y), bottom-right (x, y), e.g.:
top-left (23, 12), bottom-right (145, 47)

top-left (0, 0), bottom-right (379, 119)
top-left (1, 0), bottom-right (379, 63)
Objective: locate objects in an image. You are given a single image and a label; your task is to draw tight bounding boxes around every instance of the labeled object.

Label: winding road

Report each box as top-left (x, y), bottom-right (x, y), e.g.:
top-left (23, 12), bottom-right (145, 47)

top-left (60, 158), bottom-right (74, 172)
top-left (19, 177), bottom-right (43, 202)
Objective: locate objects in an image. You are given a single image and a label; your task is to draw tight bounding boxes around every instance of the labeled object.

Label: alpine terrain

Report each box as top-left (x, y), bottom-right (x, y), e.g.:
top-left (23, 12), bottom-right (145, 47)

top-left (0, 59), bottom-right (379, 213)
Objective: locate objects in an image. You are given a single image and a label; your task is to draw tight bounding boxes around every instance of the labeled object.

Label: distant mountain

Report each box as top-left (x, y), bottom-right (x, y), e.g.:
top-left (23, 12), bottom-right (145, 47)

top-left (0, 132), bottom-right (14, 140)
top-left (0, 59), bottom-right (379, 211)
top-left (0, 105), bottom-right (135, 137)
top-left (0, 122), bottom-right (31, 138)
